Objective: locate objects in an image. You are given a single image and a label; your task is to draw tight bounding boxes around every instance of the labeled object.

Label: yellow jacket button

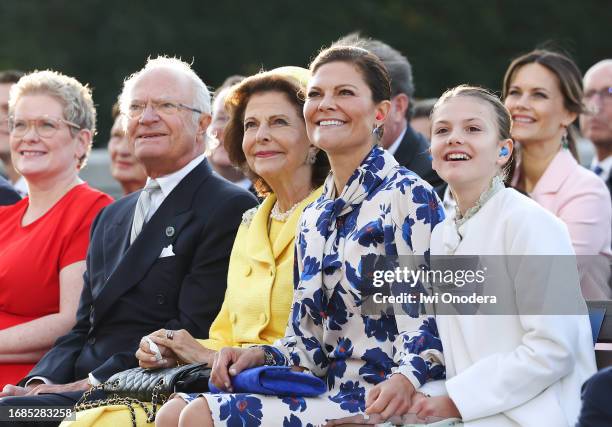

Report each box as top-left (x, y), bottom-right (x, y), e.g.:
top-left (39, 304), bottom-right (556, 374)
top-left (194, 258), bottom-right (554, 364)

top-left (244, 265), bottom-right (252, 276)
top-left (230, 312), bottom-right (237, 324)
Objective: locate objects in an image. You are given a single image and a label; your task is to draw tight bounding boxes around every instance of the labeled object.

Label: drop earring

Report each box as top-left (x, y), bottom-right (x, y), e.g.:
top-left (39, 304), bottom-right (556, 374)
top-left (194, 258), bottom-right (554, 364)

top-left (561, 128), bottom-right (569, 149)
top-left (306, 147), bottom-right (318, 165)
top-left (372, 124), bottom-right (384, 141)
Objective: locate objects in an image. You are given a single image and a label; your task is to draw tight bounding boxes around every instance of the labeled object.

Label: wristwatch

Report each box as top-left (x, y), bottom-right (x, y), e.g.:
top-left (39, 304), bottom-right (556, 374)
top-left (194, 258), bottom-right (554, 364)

top-left (262, 347), bottom-right (276, 366)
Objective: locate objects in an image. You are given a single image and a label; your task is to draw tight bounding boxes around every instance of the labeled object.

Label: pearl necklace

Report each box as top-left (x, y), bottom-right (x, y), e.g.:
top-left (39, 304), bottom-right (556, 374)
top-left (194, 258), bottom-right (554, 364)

top-left (270, 199), bottom-right (305, 222)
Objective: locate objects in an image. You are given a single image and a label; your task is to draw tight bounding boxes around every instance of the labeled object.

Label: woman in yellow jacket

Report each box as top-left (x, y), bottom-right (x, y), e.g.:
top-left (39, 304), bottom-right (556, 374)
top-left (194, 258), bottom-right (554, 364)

top-left (63, 66), bottom-right (328, 427)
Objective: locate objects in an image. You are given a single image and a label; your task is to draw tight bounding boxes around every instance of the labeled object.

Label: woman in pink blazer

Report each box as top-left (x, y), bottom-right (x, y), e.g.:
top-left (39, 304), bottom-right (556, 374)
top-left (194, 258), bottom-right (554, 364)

top-left (503, 49), bottom-right (611, 299)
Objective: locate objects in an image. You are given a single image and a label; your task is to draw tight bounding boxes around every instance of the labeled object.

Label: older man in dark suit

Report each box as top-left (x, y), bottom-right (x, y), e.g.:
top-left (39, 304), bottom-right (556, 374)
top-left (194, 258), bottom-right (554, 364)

top-left (335, 34), bottom-right (445, 196)
top-left (0, 57), bottom-right (257, 425)
top-left (0, 175), bottom-right (20, 205)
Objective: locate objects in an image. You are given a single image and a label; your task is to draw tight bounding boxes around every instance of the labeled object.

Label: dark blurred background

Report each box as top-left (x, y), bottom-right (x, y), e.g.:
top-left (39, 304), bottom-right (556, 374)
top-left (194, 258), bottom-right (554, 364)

top-left (1, 0), bottom-right (610, 148)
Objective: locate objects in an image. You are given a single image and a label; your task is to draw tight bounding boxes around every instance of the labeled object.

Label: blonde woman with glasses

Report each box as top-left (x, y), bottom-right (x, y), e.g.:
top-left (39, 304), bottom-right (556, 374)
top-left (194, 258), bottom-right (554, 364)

top-left (0, 70), bottom-right (112, 388)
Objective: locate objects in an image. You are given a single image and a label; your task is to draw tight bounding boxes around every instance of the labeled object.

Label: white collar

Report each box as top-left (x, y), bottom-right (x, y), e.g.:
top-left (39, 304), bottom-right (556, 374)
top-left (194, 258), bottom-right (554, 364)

top-left (235, 177), bottom-right (252, 190)
top-left (386, 126), bottom-right (407, 156)
top-left (148, 153), bottom-right (206, 198)
top-left (13, 175), bottom-right (28, 197)
top-left (591, 154), bottom-right (612, 180)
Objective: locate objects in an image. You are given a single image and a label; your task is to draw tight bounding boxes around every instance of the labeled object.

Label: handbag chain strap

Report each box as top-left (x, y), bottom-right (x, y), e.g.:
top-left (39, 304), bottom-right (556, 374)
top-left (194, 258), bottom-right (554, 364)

top-left (73, 379), bottom-right (169, 427)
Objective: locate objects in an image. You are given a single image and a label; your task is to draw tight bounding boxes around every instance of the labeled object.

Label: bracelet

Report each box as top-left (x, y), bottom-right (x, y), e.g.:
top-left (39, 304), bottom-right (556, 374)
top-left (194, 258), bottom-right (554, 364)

top-left (262, 347), bottom-right (276, 366)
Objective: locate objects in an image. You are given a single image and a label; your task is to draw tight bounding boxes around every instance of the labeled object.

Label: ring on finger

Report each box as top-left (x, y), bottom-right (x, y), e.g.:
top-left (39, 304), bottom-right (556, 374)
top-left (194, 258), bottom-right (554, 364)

top-left (166, 330), bottom-right (174, 340)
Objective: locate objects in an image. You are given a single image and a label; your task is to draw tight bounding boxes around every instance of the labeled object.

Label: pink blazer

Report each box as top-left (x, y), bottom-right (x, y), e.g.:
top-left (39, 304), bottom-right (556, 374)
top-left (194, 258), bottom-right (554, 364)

top-left (514, 149), bottom-right (611, 298)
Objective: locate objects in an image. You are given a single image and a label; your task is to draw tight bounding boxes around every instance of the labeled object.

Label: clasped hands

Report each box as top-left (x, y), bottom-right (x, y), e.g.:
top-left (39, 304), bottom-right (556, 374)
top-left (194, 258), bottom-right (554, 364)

top-left (207, 346), bottom-right (461, 423)
top-left (136, 328), bottom-right (215, 369)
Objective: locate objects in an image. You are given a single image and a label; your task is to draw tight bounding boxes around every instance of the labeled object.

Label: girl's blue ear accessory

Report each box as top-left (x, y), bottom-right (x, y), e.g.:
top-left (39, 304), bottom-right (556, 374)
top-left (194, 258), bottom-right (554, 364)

top-left (499, 147), bottom-right (509, 157)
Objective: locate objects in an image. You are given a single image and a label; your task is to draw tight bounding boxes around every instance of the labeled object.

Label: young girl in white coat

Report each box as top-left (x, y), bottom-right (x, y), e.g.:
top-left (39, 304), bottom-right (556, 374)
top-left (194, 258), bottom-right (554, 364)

top-left (409, 85), bottom-right (596, 426)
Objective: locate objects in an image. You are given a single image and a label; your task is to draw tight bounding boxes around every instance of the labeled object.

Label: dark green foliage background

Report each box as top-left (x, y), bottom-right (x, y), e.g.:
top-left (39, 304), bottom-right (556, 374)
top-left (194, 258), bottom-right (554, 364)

top-left (1, 0), bottom-right (609, 147)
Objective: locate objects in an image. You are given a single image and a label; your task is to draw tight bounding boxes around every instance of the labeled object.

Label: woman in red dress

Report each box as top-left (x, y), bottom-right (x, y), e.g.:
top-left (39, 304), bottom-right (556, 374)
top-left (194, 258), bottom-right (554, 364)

top-left (0, 70), bottom-right (112, 388)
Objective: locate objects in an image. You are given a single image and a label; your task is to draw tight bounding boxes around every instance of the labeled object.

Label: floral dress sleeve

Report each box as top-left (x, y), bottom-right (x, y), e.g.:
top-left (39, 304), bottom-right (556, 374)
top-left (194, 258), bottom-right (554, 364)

top-left (261, 221), bottom-right (330, 377)
top-left (389, 176), bottom-right (446, 388)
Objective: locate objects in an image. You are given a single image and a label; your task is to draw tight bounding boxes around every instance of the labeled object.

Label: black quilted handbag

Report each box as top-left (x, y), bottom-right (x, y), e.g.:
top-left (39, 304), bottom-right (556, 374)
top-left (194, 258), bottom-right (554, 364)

top-left (103, 362), bottom-right (211, 401)
top-left (75, 363), bottom-right (210, 426)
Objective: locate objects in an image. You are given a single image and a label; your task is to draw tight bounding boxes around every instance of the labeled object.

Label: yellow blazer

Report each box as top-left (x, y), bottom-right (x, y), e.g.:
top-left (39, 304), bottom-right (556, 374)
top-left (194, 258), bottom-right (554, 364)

top-left (198, 188), bottom-right (322, 350)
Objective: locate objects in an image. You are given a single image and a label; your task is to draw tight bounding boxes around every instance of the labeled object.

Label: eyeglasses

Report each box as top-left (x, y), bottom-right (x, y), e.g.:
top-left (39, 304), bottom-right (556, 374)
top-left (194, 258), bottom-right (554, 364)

top-left (126, 100), bottom-right (203, 119)
top-left (9, 116), bottom-right (81, 138)
top-left (583, 87), bottom-right (612, 114)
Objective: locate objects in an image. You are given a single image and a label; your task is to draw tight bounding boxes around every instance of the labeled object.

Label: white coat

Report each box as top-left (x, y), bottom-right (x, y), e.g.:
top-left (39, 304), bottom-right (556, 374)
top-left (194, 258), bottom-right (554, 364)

top-left (430, 187), bottom-right (596, 427)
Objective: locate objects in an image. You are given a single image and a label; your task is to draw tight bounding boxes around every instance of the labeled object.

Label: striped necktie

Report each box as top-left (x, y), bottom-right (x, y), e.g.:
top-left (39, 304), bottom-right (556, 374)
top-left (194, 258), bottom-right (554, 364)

top-left (130, 179), bottom-right (161, 244)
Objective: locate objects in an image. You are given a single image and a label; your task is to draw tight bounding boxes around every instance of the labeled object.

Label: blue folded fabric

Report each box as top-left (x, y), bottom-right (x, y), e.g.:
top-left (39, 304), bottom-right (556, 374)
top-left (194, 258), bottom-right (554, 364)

top-left (208, 366), bottom-right (326, 396)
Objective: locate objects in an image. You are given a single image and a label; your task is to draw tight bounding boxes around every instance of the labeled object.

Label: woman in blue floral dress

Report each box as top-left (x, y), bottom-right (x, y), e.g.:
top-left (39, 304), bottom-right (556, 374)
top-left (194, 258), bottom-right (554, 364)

top-left (168, 46), bottom-right (446, 427)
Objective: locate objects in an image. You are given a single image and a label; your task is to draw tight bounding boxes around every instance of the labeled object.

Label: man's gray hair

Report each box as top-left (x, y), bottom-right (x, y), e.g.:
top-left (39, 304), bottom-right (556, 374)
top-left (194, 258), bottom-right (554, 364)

top-left (584, 59), bottom-right (612, 82)
top-left (119, 56), bottom-right (211, 117)
top-left (333, 33), bottom-right (416, 120)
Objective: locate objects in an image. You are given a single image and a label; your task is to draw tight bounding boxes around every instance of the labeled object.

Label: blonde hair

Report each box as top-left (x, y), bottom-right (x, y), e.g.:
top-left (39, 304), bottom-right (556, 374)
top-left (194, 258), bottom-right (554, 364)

top-left (9, 70), bottom-right (96, 169)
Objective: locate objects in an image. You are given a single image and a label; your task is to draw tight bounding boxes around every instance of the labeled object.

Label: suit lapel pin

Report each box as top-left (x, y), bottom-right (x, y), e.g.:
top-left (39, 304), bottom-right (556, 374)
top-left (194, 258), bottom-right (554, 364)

top-left (166, 226), bottom-right (175, 237)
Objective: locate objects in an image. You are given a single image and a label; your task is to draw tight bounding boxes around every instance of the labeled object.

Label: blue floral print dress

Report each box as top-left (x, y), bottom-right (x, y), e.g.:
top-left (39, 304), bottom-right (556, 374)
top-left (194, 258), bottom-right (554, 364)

top-left (182, 147), bottom-right (446, 426)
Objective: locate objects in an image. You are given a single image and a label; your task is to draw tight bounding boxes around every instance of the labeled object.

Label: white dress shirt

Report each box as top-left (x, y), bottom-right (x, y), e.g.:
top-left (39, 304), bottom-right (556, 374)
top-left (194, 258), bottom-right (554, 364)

top-left (385, 126), bottom-right (407, 156)
top-left (234, 177), bottom-right (252, 191)
top-left (590, 154), bottom-right (612, 182)
top-left (142, 153), bottom-right (206, 222)
top-left (13, 175), bottom-right (28, 197)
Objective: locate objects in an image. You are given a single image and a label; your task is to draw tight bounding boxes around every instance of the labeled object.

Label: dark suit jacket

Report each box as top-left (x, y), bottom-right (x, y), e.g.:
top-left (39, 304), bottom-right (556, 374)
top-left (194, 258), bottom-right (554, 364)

top-left (0, 175), bottom-right (20, 206)
top-left (23, 159), bottom-right (258, 384)
top-left (577, 366), bottom-right (612, 427)
top-left (393, 124), bottom-right (446, 197)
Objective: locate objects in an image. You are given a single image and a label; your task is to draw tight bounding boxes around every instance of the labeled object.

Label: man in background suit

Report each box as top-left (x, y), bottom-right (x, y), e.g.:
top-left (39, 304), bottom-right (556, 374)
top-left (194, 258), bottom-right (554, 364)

top-left (0, 175), bottom-right (20, 205)
top-left (0, 70), bottom-right (27, 197)
top-left (335, 34), bottom-right (445, 195)
top-left (0, 57), bottom-right (257, 425)
top-left (581, 59), bottom-right (612, 197)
